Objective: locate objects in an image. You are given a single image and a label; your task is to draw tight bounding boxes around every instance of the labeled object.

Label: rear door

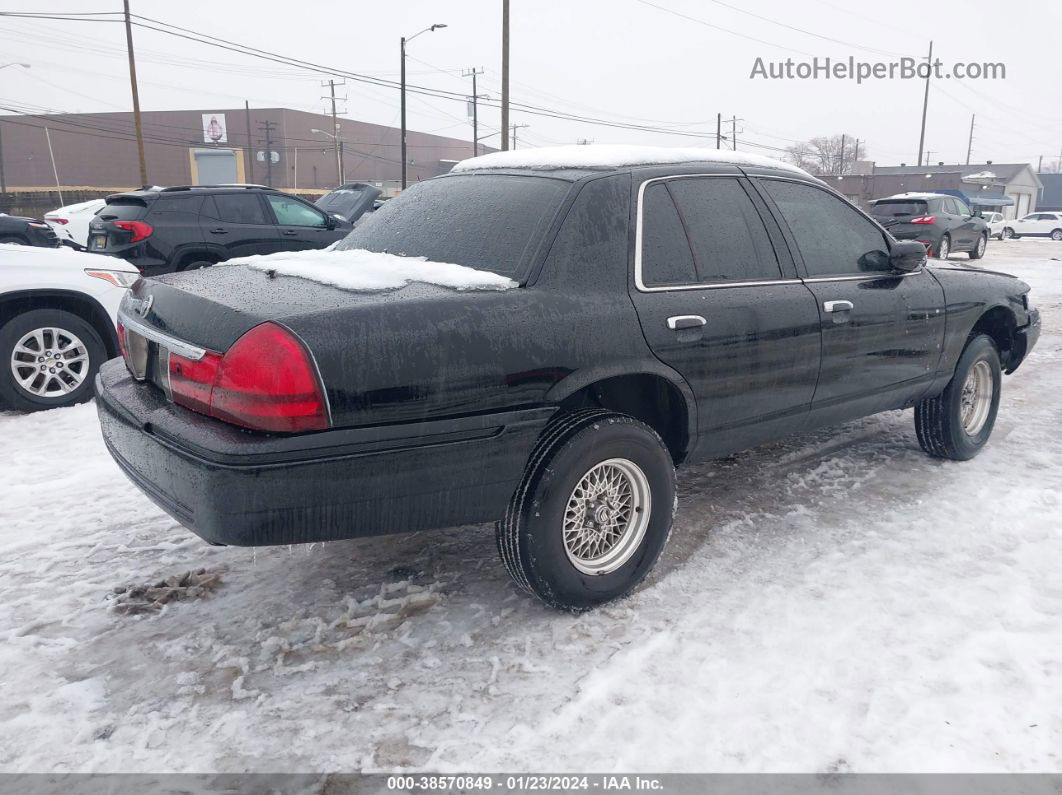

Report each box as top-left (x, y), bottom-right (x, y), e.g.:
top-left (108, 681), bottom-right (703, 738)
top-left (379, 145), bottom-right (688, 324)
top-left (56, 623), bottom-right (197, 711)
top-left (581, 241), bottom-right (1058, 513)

top-left (946, 196), bottom-right (979, 249)
top-left (198, 193), bottom-right (282, 260)
top-left (264, 193), bottom-right (348, 251)
top-left (628, 174), bottom-right (822, 457)
top-left (755, 178), bottom-right (946, 424)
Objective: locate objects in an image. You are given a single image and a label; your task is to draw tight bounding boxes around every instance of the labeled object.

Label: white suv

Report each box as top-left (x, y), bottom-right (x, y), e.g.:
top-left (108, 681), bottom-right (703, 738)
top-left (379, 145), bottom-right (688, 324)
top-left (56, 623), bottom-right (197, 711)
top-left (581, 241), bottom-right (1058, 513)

top-left (0, 244), bottom-right (139, 411)
top-left (1002, 211), bottom-right (1062, 241)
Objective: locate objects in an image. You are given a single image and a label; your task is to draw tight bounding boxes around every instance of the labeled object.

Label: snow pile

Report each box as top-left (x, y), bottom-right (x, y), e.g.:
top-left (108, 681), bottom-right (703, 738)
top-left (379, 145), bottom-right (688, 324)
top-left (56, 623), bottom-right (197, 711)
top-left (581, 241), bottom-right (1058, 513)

top-left (228, 248), bottom-right (517, 292)
top-left (453, 143), bottom-right (810, 177)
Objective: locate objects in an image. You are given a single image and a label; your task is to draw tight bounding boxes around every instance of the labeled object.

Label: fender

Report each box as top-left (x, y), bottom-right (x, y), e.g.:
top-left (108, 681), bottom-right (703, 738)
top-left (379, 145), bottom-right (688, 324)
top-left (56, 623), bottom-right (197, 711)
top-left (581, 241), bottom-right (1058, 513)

top-left (0, 288), bottom-right (120, 355)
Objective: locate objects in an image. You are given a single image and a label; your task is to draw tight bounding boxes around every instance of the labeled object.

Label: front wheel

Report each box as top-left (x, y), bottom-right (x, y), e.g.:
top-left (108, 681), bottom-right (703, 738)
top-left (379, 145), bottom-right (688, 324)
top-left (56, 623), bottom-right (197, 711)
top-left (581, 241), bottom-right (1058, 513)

top-left (915, 334), bottom-right (1001, 461)
top-left (497, 411), bottom-right (677, 611)
top-left (0, 308), bottom-right (107, 412)
top-left (1001, 227), bottom-right (1016, 240)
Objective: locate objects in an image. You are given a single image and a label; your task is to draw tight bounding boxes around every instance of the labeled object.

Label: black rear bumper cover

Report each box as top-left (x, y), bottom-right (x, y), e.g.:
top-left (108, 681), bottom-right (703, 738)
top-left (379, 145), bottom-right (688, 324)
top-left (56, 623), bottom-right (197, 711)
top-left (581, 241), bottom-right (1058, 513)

top-left (95, 359), bottom-right (553, 546)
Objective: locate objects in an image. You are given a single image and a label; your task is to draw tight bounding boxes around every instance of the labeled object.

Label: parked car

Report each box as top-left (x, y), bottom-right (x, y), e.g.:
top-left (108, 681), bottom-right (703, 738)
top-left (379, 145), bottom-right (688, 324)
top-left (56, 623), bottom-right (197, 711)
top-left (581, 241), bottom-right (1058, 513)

top-left (983, 211), bottom-right (1007, 240)
top-left (96, 146), bottom-right (1040, 611)
top-left (314, 182), bottom-right (382, 224)
top-left (0, 213), bottom-right (60, 248)
top-left (87, 185), bottom-right (355, 275)
top-left (1, 244), bottom-right (138, 411)
top-left (1001, 211), bottom-right (1062, 241)
top-left (44, 198), bottom-right (107, 250)
top-left (869, 192), bottom-right (989, 260)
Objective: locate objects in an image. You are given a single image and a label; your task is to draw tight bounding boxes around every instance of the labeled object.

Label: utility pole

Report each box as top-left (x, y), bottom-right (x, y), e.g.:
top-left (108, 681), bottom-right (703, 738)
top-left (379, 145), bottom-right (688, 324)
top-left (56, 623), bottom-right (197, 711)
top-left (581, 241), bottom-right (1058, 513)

top-left (716, 113), bottom-right (722, 149)
top-left (1037, 155), bottom-right (1043, 173)
top-left (726, 116), bottom-right (742, 151)
top-left (925, 150), bottom-right (935, 166)
top-left (244, 101), bottom-right (254, 184)
top-left (123, 0), bottom-right (147, 185)
top-left (838, 133), bottom-right (846, 175)
top-left (510, 123), bottom-right (529, 149)
top-left (916, 40), bottom-right (933, 169)
top-left (965, 114), bottom-right (975, 165)
top-left (257, 120), bottom-right (276, 188)
top-left (462, 67), bottom-right (485, 158)
top-left (44, 126), bottom-right (63, 205)
top-left (501, 0), bottom-right (510, 150)
top-left (853, 139), bottom-right (860, 167)
top-left (400, 36), bottom-right (408, 187)
top-left (323, 79), bottom-right (345, 185)
top-left (0, 123), bottom-right (6, 193)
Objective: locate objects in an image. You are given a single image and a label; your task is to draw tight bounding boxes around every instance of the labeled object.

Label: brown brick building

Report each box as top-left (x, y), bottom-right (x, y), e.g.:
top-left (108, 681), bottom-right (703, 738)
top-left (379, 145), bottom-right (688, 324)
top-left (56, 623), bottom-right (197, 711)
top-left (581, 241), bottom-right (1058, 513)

top-left (0, 107), bottom-right (486, 194)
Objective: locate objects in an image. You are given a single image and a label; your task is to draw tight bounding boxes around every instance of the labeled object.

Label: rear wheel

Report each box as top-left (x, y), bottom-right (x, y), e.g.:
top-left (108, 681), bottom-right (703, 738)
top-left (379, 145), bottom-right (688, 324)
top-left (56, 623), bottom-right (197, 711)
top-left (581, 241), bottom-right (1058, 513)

top-left (0, 308), bottom-right (106, 412)
top-left (497, 411), bottom-right (677, 611)
top-left (915, 334), bottom-right (1001, 461)
top-left (177, 253), bottom-right (218, 271)
top-left (0, 235), bottom-right (27, 246)
top-left (935, 234), bottom-right (951, 260)
top-left (1051, 229), bottom-right (1062, 242)
top-left (969, 233), bottom-right (987, 260)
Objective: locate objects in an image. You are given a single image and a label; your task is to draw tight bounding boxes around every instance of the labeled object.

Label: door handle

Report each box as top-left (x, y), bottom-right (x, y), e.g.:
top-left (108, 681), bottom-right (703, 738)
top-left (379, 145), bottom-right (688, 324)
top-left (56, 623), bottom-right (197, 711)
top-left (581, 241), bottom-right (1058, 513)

top-left (208, 228), bottom-right (228, 235)
top-left (281, 230), bottom-right (299, 236)
top-left (823, 300), bottom-right (854, 313)
top-left (667, 315), bottom-right (707, 330)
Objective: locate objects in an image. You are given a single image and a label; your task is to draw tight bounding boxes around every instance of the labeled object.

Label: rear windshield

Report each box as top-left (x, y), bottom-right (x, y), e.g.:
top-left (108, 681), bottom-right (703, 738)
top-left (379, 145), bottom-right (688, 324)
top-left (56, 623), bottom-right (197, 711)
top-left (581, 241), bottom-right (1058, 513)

top-left (98, 198), bottom-right (148, 221)
top-left (870, 200), bottom-right (929, 222)
top-left (335, 174), bottom-right (569, 277)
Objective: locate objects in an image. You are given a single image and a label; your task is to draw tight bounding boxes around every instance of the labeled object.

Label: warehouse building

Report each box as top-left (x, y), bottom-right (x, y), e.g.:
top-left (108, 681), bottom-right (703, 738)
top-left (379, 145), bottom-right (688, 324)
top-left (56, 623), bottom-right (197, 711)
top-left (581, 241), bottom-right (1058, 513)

top-left (0, 106), bottom-right (486, 195)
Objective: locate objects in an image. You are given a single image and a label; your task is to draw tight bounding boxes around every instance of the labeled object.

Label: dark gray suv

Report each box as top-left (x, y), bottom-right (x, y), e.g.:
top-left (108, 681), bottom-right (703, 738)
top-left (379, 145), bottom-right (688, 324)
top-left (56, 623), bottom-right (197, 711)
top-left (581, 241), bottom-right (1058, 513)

top-left (870, 193), bottom-right (989, 260)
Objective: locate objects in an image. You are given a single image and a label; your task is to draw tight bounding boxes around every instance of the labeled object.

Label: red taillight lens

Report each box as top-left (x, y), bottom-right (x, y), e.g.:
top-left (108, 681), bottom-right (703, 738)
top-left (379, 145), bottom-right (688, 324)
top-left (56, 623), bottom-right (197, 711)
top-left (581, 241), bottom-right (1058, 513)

top-left (169, 350), bottom-right (222, 415)
top-left (167, 323), bottom-right (328, 433)
top-left (49, 217), bottom-right (69, 225)
top-left (910, 215), bottom-right (936, 225)
top-left (210, 324), bottom-right (329, 433)
top-left (113, 220), bottom-right (153, 242)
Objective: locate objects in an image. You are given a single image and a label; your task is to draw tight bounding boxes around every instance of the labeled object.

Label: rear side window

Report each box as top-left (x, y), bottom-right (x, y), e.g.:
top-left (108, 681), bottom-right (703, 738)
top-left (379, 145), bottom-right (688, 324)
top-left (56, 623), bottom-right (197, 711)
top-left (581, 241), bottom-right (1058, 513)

top-left (99, 199), bottom-right (148, 221)
top-left (762, 180), bottom-right (890, 277)
top-left (202, 193), bottom-right (268, 225)
top-left (665, 177), bottom-right (780, 282)
top-left (640, 183), bottom-right (697, 287)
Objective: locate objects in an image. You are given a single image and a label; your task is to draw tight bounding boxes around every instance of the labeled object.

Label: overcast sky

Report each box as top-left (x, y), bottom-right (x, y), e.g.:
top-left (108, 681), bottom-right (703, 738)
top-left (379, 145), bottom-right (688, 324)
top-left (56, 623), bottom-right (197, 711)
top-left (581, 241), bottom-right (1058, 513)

top-left (1, 0), bottom-right (1059, 169)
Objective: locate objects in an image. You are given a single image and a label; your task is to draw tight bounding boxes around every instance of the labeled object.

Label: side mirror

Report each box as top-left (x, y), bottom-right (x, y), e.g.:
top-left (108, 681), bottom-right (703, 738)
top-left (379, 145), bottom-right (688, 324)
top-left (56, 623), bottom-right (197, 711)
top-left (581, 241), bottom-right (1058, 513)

top-left (324, 216), bottom-right (337, 230)
top-left (890, 240), bottom-right (927, 272)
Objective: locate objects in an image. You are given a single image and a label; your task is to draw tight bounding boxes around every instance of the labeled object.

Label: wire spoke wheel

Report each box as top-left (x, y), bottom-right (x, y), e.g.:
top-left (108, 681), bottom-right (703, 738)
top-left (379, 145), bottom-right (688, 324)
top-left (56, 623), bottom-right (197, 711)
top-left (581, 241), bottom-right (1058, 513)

top-left (959, 359), bottom-right (993, 436)
top-left (9, 326), bottom-right (90, 399)
top-left (562, 457), bottom-right (651, 576)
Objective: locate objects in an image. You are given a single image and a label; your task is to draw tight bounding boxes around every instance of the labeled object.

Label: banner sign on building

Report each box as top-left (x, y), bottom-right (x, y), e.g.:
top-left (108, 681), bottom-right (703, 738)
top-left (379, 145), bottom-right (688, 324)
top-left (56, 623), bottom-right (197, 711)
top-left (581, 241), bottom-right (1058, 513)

top-left (202, 114), bottom-right (228, 144)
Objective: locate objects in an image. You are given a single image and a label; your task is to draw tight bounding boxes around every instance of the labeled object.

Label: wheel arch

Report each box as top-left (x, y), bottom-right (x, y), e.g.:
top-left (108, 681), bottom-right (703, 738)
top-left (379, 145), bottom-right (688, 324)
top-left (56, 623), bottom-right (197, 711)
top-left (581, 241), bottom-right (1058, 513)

top-left (0, 289), bottom-right (120, 358)
top-left (969, 304), bottom-right (1021, 374)
top-left (546, 364), bottom-right (697, 464)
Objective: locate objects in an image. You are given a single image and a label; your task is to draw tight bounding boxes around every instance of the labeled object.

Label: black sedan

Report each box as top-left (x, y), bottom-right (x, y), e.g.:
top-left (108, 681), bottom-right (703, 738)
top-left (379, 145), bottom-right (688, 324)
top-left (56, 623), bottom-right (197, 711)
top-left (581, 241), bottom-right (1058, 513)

top-left (0, 213), bottom-right (60, 247)
top-left (96, 147), bottom-right (1039, 611)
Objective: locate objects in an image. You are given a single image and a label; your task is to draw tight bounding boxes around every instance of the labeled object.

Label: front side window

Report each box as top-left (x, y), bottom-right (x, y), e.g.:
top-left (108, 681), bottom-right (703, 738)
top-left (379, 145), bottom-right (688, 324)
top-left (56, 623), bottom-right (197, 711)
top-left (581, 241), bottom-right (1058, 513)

top-left (761, 179), bottom-right (890, 277)
top-left (267, 195), bottom-right (328, 227)
top-left (953, 198), bottom-right (972, 216)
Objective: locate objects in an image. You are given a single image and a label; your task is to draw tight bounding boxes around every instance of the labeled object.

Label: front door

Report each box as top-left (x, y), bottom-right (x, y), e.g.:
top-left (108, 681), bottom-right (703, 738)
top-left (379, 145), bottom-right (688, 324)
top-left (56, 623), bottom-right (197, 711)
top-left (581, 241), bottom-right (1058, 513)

top-left (628, 174), bottom-right (821, 458)
top-left (263, 193), bottom-right (344, 251)
top-left (754, 178), bottom-right (946, 425)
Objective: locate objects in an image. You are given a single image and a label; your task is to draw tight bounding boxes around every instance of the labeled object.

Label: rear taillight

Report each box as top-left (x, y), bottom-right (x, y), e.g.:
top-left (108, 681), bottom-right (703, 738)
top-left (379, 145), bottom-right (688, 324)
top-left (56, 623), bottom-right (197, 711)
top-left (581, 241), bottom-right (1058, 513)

top-left (49, 217), bottom-right (69, 225)
top-left (910, 215), bottom-right (936, 225)
top-left (168, 322), bottom-right (329, 433)
top-left (113, 220), bottom-right (153, 242)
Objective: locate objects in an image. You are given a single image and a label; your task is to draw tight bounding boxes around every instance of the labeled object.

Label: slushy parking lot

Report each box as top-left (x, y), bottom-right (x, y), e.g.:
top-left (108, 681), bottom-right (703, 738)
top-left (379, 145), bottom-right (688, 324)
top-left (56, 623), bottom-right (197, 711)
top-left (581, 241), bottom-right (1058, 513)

top-left (2, 240), bottom-right (1059, 773)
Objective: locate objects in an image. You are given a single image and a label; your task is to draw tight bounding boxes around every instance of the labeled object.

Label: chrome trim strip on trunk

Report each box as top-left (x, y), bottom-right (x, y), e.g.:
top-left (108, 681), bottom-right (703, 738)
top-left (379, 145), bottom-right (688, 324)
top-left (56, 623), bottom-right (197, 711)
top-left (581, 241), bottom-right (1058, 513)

top-left (118, 311), bottom-right (209, 361)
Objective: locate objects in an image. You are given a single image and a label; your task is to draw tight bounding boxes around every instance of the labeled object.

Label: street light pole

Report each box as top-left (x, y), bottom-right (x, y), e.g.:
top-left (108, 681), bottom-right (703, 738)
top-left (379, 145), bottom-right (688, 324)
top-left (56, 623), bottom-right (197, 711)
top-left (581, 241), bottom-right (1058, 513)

top-left (400, 24), bottom-right (447, 190)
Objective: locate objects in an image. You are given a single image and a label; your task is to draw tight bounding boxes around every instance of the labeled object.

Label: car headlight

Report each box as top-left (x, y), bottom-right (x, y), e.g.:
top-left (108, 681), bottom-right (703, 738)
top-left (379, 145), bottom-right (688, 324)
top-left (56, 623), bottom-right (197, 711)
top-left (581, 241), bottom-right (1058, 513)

top-left (85, 269), bottom-right (140, 288)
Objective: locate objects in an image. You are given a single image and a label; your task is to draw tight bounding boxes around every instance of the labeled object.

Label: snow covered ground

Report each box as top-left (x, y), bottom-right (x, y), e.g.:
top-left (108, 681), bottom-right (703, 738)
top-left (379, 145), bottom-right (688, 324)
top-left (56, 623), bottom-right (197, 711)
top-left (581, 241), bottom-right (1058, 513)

top-left (1, 239), bottom-right (1060, 774)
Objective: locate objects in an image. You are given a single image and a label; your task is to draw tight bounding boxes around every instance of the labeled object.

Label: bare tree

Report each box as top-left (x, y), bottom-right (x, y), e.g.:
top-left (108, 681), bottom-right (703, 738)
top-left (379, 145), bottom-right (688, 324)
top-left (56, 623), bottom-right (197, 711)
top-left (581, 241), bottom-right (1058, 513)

top-left (786, 134), bottom-right (866, 176)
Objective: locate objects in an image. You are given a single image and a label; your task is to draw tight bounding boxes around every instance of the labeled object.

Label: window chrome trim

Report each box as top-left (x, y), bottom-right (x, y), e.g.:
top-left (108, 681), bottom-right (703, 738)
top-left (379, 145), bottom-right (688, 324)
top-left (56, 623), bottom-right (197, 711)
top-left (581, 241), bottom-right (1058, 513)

top-left (633, 174), bottom-right (797, 293)
top-left (118, 311), bottom-right (208, 361)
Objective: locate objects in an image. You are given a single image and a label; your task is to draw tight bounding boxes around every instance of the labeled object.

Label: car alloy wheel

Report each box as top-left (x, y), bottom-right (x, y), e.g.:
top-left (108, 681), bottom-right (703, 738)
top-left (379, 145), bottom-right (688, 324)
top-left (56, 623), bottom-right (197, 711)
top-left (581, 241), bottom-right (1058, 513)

top-left (1052, 229), bottom-right (1062, 241)
top-left (1002, 228), bottom-right (1014, 240)
top-left (975, 235), bottom-right (986, 257)
top-left (9, 326), bottom-right (91, 399)
top-left (936, 236), bottom-right (950, 260)
top-left (959, 359), bottom-right (994, 436)
top-left (562, 457), bottom-right (652, 575)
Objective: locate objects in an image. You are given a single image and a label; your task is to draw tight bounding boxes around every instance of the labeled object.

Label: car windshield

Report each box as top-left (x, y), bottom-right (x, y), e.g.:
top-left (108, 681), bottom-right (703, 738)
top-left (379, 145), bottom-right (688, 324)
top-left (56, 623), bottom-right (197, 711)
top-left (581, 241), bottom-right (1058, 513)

top-left (335, 174), bottom-right (568, 277)
top-left (870, 200), bottom-right (929, 223)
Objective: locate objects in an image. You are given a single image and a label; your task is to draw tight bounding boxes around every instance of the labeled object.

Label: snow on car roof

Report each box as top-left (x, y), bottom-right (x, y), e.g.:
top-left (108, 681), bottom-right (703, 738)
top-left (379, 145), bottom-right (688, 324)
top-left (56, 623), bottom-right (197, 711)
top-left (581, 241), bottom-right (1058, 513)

top-left (877, 192), bottom-right (947, 201)
top-left (230, 247), bottom-right (517, 292)
top-left (451, 144), bottom-right (810, 176)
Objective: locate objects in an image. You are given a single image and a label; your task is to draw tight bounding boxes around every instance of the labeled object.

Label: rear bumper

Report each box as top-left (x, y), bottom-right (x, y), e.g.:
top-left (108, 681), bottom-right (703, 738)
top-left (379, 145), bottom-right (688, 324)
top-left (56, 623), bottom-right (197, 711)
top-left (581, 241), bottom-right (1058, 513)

top-left (95, 359), bottom-right (553, 546)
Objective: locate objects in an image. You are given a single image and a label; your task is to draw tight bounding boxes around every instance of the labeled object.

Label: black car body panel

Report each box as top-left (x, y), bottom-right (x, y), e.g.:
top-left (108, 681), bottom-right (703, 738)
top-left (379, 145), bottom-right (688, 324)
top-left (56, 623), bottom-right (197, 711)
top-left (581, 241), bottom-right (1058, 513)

top-left (96, 161), bottom-right (1038, 547)
top-left (0, 214), bottom-right (60, 247)
top-left (88, 186), bottom-right (353, 275)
